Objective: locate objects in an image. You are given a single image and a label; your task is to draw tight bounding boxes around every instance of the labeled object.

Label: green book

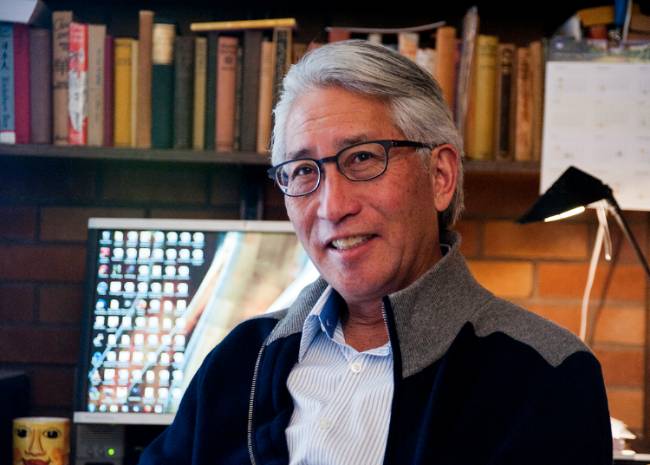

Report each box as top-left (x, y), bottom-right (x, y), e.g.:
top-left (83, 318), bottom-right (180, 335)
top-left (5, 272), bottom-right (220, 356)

top-left (151, 20), bottom-right (176, 149)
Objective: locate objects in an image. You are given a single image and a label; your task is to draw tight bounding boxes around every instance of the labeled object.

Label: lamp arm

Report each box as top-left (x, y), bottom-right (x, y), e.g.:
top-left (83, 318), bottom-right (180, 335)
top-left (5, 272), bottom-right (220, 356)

top-left (606, 196), bottom-right (650, 280)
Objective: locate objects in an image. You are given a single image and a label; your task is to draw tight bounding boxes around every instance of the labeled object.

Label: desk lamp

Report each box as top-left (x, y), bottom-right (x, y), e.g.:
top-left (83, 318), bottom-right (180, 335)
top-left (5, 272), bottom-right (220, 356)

top-left (517, 166), bottom-right (650, 341)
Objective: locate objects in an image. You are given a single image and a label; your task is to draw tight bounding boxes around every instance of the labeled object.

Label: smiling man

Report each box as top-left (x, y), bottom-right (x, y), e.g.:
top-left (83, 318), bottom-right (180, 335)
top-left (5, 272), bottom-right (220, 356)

top-left (139, 40), bottom-right (613, 465)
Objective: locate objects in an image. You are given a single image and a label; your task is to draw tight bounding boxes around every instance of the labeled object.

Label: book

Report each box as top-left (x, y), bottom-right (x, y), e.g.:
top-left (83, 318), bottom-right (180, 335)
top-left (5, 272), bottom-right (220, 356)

top-left (398, 32), bottom-right (419, 62)
top-left (529, 40), bottom-right (545, 161)
top-left (434, 26), bottom-right (458, 111)
top-left (328, 28), bottom-right (350, 42)
top-left (415, 48), bottom-right (435, 75)
top-left (0, 23), bottom-right (31, 144)
top-left (136, 10), bottom-right (153, 148)
top-left (52, 10), bottom-right (72, 145)
top-left (256, 39), bottom-right (274, 154)
top-left (13, 23), bottom-right (31, 144)
top-left (87, 24), bottom-right (106, 146)
top-left (465, 34), bottom-right (498, 160)
top-left (240, 29), bottom-right (263, 152)
top-left (455, 6), bottom-right (479, 138)
top-left (130, 40), bottom-right (138, 147)
top-left (493, 43), bottom-right (515, 161)
top-left (292, 42), bottom-right (308, 64)
top-left (29, 27), bottom-right (52, 144)
top-left (68, 21), bottom-right (88, 145)
top-left (233, 44), bottom-right (244, 151)
top-left (193, 36), bottom-right (207, 150)
top-left (190, 17), bottom-right (296, 32)
top-left (272, 27), bottom-right (292, 109)
top-left (113, 38), bottom-right (133, 147)
top-left (204, 32), bottom-right (218, 150)
top-left (151, 20), bottom-right (176, 149)
top-left (215, 35), bottom-right (238, 152)
top-left (0, 23), bottom-right (16, 144)
top-left (514, 46), bottom-right (532, 161)
top-left (173, 35), bottom-right (195, 149)
top-left (103, 35), bottom-right (114, 146)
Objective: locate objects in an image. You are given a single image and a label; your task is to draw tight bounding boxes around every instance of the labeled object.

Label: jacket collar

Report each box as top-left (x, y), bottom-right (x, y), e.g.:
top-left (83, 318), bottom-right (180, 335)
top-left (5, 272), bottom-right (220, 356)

top-left (266, 231), bottom-right (492, 378)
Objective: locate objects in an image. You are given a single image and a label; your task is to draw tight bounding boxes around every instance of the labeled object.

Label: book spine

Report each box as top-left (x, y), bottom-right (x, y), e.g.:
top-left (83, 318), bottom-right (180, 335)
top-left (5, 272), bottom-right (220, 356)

top-left (173, 35), bottom-right (195, 149)
top-left (233, 44), bottom-right (243, 151)
top-left (113, 38), bottom-right (132, 147)
top-left (52, 10), bottom-right (72, 145)
top-left (240, 30), bottom-right (262, 152)
top-left (215, 35), bottom-right (238, 152)
top-left (327, 28), bottom-right (350, 42)
top-left (0, 23), bottom-right (15, 144)
top-left (136, 10), bottom-right (153, 148)
top-left (514, 46), bottom-right (532, 161)
top-left (103, 35), bottom-right (114, 146)
top-left (151, 22), bottom-right (176, 149)
top-left (192, 37), bottom-right (207, 150)
top-left (29, 28), bottom-right (52, 144)
top-left (204, 32), bottom-right (218, 150)
top-left (415, 48), bottom-right (435, 75)
top-left (493, 43), bottom-right (515, 161)
top-left (68, 22), bottom-right (88, 145)
top-left (256, 39), bottom-right (274, 154)
top-left (272, 27), bottom-right (292, 109)
top-left (434, 26), bottom-right (457, 110)
top-left (13, 24), bottom-right (30, 144)
top-left (191, 17), bottom-right (296, 32)
top-left (398, 32), bottom-right (419, 62)
top-left (466, 35), bottom-right (498, 160)
top-left (87, 24), bottom-right (106, 146)
top-left (130, 40), bottom-right (138, 147)
top-left (529, 40), bottom-right (544, 162)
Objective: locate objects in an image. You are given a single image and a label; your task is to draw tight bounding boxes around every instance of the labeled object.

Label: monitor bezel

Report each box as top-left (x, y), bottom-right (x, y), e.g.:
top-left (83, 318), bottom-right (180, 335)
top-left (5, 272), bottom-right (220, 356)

top-left (74, 218), bottom-right (298, 425)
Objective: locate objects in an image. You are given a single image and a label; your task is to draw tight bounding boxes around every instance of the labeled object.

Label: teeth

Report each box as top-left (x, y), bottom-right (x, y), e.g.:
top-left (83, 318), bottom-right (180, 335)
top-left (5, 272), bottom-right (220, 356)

top-left (331, 235), bottom-right (371, 250)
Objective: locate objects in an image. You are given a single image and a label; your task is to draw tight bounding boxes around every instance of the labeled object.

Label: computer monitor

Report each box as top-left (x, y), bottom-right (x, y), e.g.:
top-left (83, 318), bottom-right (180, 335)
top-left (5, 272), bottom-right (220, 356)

top-left (74, 218), bottom-right (317, 426)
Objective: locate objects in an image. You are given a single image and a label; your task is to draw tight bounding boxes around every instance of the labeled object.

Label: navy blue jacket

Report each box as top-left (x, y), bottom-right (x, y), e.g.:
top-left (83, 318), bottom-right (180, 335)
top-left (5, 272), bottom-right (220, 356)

top-left (139, 232), bottom-right (612, 465)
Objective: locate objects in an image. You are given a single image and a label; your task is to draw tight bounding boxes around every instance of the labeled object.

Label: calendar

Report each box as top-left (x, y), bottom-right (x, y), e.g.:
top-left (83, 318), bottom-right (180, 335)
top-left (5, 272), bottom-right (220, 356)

top-left (541, 60), bottom-right (650, 211)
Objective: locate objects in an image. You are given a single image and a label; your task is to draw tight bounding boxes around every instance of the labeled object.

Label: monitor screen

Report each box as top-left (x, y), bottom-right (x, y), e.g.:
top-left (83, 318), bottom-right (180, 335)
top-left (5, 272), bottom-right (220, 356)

top-left (74, 218), bottom-right (317, 425)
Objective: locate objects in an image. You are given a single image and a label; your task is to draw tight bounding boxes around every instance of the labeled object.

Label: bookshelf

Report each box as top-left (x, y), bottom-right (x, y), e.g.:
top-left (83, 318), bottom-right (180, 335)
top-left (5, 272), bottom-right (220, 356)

top-left (0, 144), bottom-right (541, 174)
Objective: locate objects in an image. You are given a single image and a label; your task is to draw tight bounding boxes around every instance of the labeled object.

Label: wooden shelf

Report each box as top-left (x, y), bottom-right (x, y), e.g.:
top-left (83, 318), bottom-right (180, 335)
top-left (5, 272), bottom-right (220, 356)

top-left (0, 144), bottom-right (541, 174)
top-left (0, 143), bottom-right (270, 165)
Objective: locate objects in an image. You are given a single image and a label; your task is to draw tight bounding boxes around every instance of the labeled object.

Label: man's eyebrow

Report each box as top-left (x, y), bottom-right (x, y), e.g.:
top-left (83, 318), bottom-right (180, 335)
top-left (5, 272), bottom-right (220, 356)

top-left (285, 135), bottom-right (372, 161)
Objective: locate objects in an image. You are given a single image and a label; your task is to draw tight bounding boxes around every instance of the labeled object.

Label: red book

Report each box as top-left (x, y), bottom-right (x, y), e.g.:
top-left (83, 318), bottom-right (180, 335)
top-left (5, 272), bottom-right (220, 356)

top-left (68, 22), bottom-right (88, 145)
top-left (13, 24), bottom-right (31, 144)
top-left (103, 34), bottom-right (114, 146)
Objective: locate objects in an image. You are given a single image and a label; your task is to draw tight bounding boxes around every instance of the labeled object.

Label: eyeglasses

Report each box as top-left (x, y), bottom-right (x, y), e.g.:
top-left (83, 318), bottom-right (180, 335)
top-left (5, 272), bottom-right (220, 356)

top-left (268, 139), bottom-right (435, 197)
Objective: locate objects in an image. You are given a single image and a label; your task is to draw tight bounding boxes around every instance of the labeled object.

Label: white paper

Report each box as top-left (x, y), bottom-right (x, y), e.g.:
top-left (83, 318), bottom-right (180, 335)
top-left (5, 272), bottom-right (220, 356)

top-left (541, 61), bottom-right (650, 211)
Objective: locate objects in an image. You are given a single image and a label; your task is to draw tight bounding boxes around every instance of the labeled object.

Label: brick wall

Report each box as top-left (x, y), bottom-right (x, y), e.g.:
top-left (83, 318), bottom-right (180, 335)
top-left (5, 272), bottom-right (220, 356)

top-left (0, 159), bottom-right (648, 434)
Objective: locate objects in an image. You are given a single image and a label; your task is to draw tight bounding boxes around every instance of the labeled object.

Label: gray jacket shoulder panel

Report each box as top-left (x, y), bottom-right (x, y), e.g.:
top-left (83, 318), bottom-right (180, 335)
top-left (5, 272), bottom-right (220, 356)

top-left (471, 297), bottom-right (591, 368)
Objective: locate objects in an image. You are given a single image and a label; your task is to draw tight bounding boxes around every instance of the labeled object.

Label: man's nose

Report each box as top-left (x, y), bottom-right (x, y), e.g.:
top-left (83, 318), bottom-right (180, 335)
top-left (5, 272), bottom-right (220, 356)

top-left (315, 165), bottom-right (362, 223)
top-left (26, 431), bottom-right (46, 456)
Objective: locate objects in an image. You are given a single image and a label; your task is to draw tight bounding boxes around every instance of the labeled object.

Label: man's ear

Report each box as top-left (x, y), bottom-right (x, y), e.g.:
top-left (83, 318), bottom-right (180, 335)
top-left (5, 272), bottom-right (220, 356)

top-left (429, 144), bottom-right (459, 212)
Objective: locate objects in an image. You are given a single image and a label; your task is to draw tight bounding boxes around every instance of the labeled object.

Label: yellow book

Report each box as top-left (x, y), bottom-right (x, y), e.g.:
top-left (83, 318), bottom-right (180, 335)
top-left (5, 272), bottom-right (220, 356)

top-left (190, 17), bottom-right (296, 32)
top-left (113, 38), bottom-right (133, 147)
top-left (130, 39), bottom-right (139, 147)
top-left (465, 34), bottom-right (498, 160)
top-left (193, 36), bottom-right (207, 150)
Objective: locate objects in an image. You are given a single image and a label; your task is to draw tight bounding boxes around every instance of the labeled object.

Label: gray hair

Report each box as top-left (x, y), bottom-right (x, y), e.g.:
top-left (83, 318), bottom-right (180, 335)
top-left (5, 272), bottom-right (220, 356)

top-left (271, 39), bottom-right (464, 231)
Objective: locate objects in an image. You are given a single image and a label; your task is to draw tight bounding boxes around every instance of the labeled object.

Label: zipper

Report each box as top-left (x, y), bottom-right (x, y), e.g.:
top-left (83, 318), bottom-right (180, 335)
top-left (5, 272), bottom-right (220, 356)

top-left (247, 342), bottom-right (266, 465)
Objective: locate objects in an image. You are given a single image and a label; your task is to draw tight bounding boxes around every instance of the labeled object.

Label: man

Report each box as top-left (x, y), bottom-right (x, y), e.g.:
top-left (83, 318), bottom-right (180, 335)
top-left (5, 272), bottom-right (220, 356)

top-left (139, 40), bottom-right (612, 465)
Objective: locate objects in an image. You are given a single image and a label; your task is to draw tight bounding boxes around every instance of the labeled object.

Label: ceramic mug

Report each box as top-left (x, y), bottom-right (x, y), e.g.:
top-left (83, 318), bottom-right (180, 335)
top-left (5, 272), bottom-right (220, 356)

top-left (12, 417), bottom-right (71, 465)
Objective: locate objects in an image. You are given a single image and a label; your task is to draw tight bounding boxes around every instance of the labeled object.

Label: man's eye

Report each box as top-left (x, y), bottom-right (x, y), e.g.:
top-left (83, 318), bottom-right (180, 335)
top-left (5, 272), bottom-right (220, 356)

top-left (44, 429), bottom-right (60, 439)
top-left (350, 151), bottom-right (375, 163)
top-left (291, 164), bottom-right (315, 178)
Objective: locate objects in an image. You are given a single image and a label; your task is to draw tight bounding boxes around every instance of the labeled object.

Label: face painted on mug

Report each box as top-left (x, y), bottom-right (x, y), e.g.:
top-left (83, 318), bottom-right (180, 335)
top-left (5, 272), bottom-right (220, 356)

top-left (13, 420), bottom-right (69, 465)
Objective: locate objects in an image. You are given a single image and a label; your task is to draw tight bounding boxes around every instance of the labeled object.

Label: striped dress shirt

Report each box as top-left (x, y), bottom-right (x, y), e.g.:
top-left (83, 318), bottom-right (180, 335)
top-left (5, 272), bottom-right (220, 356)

top-left (285, 286), bottom-right (394, 465)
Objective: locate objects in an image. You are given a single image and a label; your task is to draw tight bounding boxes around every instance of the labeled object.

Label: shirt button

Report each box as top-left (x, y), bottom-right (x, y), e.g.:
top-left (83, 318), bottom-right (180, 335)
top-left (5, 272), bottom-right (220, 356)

top-left (350, 361), bottom-right (362, 373)
top-left (319, 418), bottom-right (332, 431)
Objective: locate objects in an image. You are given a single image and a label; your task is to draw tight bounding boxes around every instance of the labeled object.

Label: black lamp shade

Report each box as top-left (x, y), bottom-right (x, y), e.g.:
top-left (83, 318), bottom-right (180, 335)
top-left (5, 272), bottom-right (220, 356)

top-left (517, 166), bottom-right (614, 224)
